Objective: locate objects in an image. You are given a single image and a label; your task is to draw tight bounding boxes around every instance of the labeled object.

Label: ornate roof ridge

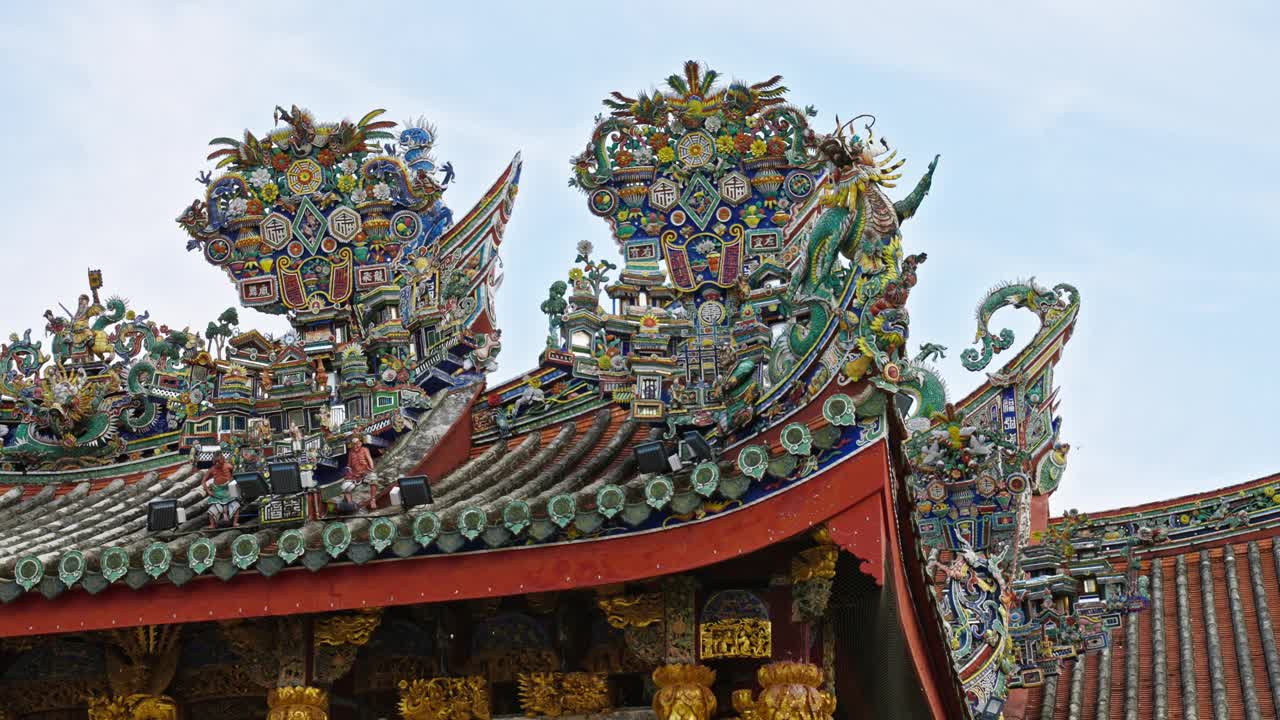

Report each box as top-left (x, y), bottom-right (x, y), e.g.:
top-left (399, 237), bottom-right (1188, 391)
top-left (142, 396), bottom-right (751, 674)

top-left (1051, 470), bottom-right (1280, 523)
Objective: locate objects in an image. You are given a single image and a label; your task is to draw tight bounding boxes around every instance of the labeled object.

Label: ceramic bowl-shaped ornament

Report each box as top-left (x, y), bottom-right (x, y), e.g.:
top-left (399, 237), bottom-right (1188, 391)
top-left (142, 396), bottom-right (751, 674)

top-left (619, 183), bottom-right (648, 208)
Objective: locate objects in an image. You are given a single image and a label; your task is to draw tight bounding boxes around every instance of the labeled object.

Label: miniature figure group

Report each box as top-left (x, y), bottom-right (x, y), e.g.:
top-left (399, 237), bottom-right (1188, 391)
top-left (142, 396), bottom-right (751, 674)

top-left (200, 435), bottom-right (377, 528)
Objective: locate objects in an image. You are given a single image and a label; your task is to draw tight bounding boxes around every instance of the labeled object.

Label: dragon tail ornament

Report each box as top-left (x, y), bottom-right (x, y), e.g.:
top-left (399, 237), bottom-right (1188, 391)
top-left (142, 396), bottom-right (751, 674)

top-left (961, 279), bottom-right (1080, 372)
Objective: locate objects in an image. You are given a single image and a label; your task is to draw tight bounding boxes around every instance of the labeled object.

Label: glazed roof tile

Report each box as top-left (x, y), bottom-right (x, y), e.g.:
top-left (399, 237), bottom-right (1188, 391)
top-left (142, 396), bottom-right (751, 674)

top-left (0, 382), bottom-right (877, 604)
top-left (1024, 538), bottom-right (1280, 720)
top-left (1021, 474), bottom-right (1280, 720)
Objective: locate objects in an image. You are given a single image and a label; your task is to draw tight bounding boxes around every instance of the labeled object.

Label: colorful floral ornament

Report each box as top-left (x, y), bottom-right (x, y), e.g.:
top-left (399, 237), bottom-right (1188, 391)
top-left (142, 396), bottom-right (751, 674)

top-left (205, 236), bottom-right (233, 263)
top-left (390, 210), bottom-right (421, 241)
top-left (458, 506), bottom-right (487, 540)
top-left (781, 423), bottom-right (813, 455)
top-left (645, 476), bottom-right (674, 509)
top-left (14, 555), bottom-right (42, 591)
top-left (188, 538), bottom-right (217, 574)
top-left (58, 550), bottom-right (86, 587)
top-left (286, 159), bottom-right (324, 195)
top-left (676, 131), bottom-right (715, 168)
top-left (503, 500), bottom-right (532, 534)
top-left (277, 528), bottom-right (307, 564)
top-left (259, 182), bottom-right (280, 204)
top-left (412, 511), bottom-right (441, 547)
top-left (589, 188), bottom-right (618, 216)
top-left (784, 170), bottom-right (814, 199)
top-left (738, 445), bottom-right (770, 480)
top-left (369, 517), bottom-right (398, 552)
top-left (323, 522), bottom-right (353, 557)
top-left (231, 533), bottom-right (260, 569)
top-left (881, 362), bottom-right (902, 383)
top-left (549, 494), bottom-right (577, 528)
top-left (596, 484), bottom-right (626, 518)
top-left (142, 542), bottom-right (172, 579)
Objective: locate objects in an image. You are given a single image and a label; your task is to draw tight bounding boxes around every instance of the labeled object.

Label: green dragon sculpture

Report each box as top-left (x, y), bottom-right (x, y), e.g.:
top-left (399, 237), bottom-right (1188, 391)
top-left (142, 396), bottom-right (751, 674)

top-left (0, 332), bottom-right (47, 398)
top-left (761, 105), bottom-right (815, 166)
top-left (896, 361), bottom-right (949, 422)
top-left (961, 279), bottom-right (1080, 371)
top-left (784, 145), bottom-right (938, 372)
top-left (114, 315), bottom-right (196, 372)
top-left (783, 190), bottom-right (859, 358)
top-left (569, 118), bottom-right (629, 190)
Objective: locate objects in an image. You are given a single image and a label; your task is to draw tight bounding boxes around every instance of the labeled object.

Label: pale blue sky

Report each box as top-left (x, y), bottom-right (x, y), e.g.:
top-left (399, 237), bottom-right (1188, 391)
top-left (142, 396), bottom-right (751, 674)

top-left (1, 2), bottom-right (1276, 513)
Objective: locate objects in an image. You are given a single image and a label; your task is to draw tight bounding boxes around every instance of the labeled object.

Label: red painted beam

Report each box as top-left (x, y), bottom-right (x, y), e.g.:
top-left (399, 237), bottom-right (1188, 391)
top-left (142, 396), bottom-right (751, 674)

top-left (827, 491), bottom-right (887, 585)
top-left (405, 385), bottom-right (480, 484)
top-left (0, 442), bottom-right (892, 638)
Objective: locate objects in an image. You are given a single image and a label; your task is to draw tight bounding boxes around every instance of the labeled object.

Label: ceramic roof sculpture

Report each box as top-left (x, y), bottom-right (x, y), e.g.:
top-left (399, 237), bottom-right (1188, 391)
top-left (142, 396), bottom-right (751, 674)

top-left (0, 63), bottom-right (1232, 720)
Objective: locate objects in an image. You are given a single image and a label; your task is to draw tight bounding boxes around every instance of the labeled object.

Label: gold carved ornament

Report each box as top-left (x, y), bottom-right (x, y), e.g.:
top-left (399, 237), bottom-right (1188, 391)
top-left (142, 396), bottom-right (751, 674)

top-left (597, 592), bottom-right (664, 629)
top-left (698, 618), bottom-right (772, 660)
top-left (314, 608), bottom-right (383, 647)
top-left (105, 625), bottom-right (183, 698)
top-left (731, 662), bottom-right (835, 720)
top-left (87, 694), bottom-right (178, 720)
top-left (652, 664), bottom-right (717, 720)
top-left (789, 545), bottom-right (838, 584)
top-left (267, 686), bottom-right (330, 720)
top-left (398, 676), bottom-right (490, 720)
top-left (517, 672), bottom-right (610, 717)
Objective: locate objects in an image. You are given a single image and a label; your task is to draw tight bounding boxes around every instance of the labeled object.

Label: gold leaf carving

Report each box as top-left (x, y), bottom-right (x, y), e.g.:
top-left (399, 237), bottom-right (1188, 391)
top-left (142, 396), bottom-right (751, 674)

top-left (398, 676), bottom-right (490, 720)
top-left (516, 672), bottom-right (610, 717)
top-left (597, 593), bottom-right (663, 629)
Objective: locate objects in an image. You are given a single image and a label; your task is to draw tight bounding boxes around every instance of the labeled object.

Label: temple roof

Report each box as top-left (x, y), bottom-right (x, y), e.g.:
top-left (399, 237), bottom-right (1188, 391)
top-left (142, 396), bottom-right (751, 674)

top-left (1019, 472), bottom-right (1280, 719)
top-left (0, 380), bottom-right (885, 606)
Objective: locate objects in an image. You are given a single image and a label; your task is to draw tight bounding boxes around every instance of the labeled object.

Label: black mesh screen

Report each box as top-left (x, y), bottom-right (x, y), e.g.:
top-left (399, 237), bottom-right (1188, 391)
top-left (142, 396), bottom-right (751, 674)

top-left (828, 553), bottom-right (934, 720)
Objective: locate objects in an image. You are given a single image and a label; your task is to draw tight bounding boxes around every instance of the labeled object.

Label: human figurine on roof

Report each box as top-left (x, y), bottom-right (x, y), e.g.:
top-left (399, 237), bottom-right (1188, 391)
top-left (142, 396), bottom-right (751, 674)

top-left (288, 422), bottom-right (304, 455)
top-left (202, 455), bottom-right (240, 528)
top-left (341, 436), bottom-right (376, 510)
top-left (313, 359), bottom-right (328, 392)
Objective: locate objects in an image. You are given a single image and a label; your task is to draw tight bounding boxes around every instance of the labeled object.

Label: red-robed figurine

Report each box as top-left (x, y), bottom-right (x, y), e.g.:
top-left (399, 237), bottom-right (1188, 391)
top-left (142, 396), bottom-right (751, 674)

top-left (202, 455), bottom-right (240, 528)
top-left (341, 436), bottom-right (376, 509)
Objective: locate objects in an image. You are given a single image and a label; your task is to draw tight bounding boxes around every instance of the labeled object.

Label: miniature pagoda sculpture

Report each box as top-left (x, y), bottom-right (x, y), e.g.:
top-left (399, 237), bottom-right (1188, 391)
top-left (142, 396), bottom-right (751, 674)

top-left (473, 61), bottom-right (939, 447)
top-left (0, 107), bottom-right (519, 492)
